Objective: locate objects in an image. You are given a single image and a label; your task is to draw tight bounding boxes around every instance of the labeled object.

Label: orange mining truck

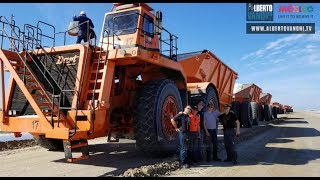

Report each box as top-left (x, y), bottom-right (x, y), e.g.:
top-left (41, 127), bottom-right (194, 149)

top-left (231, 83), bottom-right (262, 128)
top-left (0, 3), bottom-right (238, 162)
top-left (258, 93), bottom-right (274, 121)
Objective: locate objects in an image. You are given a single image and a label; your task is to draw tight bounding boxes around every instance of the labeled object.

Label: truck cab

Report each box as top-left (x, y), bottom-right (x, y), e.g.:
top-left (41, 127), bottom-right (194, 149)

top-left (99, 3), bottom-right (174, 58)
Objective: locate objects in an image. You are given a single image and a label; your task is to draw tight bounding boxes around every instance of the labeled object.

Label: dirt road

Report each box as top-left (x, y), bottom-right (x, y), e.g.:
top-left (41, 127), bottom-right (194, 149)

top-left (167, 111), bottom-right (320, 177)
top-left (0, 111), bottom-right (318, 177)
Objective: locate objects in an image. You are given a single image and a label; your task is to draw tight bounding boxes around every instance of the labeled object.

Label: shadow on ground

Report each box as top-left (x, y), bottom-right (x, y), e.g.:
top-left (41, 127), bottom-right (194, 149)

top-left (51, 117), bottom-right (320, 176)
top-left (52, 142), bottom-right (168, 176)
top-left (223, 119), bottom-right (320, 167)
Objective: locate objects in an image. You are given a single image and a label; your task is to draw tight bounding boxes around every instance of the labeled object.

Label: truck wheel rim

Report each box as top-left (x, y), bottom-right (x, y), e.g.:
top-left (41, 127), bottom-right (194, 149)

top-left (162, 96), bottom-right (177, 141)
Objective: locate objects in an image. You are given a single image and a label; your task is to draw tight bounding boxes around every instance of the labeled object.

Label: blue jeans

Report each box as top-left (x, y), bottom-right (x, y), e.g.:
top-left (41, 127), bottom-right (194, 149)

top-left (196, 129), bottom-right (205, 160)
top-left (205, 129), bottom-right (219, 160)
top-left (224, 129), bottom-right (237, 161)
top-left (178, 131), bottom-right (188, 165)
top-left (187, 132), bottom-right (199, 162)
top-left (76, 30), bottom-right (88, 44)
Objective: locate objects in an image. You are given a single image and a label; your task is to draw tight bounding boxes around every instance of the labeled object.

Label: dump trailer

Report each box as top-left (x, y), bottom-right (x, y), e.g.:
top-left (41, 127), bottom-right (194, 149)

top-left (231, 83), bottom-right (262, 128)
top-left (258, 93), bottom-right (274, 121)
top-left (272, 102), bottom-right (285, 114)
top-left (284, 105), bottom-right (293, 113)
top-left (0, 3), bottom-right (238, 162)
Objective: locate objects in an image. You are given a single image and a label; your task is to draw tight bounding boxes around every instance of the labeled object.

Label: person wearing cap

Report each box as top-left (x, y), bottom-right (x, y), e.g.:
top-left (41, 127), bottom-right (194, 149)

top-left (73, 11), bottom-right (95, 44)
top-left (218, 104), bottom-right (240, 165)
top-left (203, 103), bottom-right (222, 162)
top-left (195, 100), bottom-right (205, 161)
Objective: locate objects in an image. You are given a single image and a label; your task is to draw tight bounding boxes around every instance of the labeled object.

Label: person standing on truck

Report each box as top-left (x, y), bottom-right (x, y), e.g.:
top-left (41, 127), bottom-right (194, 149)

top-left (218, 104), bottom-right (240, 165)
top-left (187, 106), bottom-right (201, 165)
top-left (171, 105), bottom-right (192, 169)
top-left (203, 103), bottom-right (222, 162)
top-left (195, 100), bottom-right (205, 161)
top-left (73, 11), bottom-right (95, 44)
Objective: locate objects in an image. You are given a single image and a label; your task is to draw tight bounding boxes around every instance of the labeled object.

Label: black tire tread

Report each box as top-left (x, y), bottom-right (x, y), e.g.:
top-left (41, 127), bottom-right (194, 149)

top-left (134, 79), bottom-right (182, 157)
top-left (35, 136), bottom-right (63, 151)
top-left (241, 101), bottom-right (252, 128)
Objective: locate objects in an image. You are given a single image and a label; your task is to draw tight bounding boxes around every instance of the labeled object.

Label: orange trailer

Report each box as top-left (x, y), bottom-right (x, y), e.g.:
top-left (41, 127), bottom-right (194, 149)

top-left (232, 83), bottom-right (262, 128)
top-left (178, 50), bottom-right (238, 111)
top-left (283, 105), bottom-right (293, 113)
top-left (258, 93), bottom-right (274, 121)
top-left (0, 3), bottom-right (238, 162)
top-left (272, 102), bottom-right (285, 114)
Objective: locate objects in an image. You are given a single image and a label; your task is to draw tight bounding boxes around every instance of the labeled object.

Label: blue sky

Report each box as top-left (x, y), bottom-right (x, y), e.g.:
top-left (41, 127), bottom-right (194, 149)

top-left (0, 3), bottom-right (319, 110)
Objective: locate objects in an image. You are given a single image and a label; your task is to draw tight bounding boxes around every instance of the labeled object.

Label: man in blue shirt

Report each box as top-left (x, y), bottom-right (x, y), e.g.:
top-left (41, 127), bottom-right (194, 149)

top-left (73, 11), bottom-right (95, 44)
top-left (203, 103), bottom-right (222, 162)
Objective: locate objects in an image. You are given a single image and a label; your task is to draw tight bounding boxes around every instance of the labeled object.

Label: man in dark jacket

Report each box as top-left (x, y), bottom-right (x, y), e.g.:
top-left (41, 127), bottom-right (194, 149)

top-left (73, 11), bottom-right (95, 44)
top-left (218, 104), bottom-right (240, 165)
top-left (171, 105), bottom-right (192, 169)
top-left (195, 100), bottom-right (205, 161)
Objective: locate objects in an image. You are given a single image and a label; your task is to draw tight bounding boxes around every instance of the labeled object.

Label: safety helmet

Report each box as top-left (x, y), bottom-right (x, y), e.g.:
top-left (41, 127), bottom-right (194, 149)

top-left (80, 11), bottom-right (86, 16)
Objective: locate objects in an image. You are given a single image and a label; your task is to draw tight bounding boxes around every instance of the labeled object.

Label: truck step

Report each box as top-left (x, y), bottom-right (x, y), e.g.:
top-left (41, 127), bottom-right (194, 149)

top-left (43, 111), bottom-right (58, 115)
top-left (63, 139), bottom-right (89, 163)
top-left (91, 69), bottom-right (104, 73)
top-left (26, 78), bottom-right (36, 82)
top-left (37, 102), bottom-right (52, 107)
top-left (88, 90), bottom-right (100, 94)
top-left (10, 62), bottom-right (24, 68)
top-left (16, 71), bottom-right (31, 75)
top-left (89, 79), bottom-right (102, 83)
top-left (26, 86), bottom-right (41, 90)
top-left (31, 94), bottom-right (46, 98)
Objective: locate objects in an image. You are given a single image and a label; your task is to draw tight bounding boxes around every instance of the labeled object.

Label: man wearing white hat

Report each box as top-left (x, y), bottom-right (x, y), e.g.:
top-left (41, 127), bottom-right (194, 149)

top-left (73, 11), bottom-right (95, 44)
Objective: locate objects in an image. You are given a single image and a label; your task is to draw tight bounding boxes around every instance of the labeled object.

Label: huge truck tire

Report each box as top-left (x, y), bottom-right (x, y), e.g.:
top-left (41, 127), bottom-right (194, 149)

top-left (231, 101), bottom-right (241, 123)
top-left (259, 105), bottom-right (264, 121)
top-left (263, 104), bottom-right (271, 121)
top-left (269, 105), bottom-right (273, 120)
top-left (251, 102), bottom-right (259, 126)
top-left (134, 79), bottom-right (183, 157)
top-left (272, 106), bottom-right (278, 119)
top-left (204, 86), bottom-right (219, 111)
top-left (35, 136), bottom-right (63, 151)
top-left (241, 101), bottom-right (253, 128)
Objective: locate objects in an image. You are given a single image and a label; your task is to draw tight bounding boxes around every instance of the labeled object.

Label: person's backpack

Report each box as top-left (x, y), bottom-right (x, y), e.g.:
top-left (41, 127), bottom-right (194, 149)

top-left (68, 20), bottom-right (79, 36)
top-left (89, 28), bottom-right (96, 39)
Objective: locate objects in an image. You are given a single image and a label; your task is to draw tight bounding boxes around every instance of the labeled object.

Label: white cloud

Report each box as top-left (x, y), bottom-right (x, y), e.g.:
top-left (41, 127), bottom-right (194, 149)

top-left (239, 31), bottom-right (320, 110)
top-left (307, 30), bottom-right (320, 42)
top-left (241, 33), bottom-right (306, 61)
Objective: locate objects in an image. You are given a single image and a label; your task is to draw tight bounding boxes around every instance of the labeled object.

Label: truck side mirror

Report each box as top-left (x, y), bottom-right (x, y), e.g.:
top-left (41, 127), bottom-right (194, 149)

top-left (154, 11), bottom-right (162, 35)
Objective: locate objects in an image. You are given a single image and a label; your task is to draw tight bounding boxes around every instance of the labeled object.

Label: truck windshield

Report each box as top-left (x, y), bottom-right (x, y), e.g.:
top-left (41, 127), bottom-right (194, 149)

top-left (104, 10), bottom-right (139, 37)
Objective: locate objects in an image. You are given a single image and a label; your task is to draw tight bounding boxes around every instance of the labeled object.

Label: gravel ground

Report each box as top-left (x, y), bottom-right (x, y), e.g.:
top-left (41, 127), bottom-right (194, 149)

top-left (0, 114), bottom-right (290, 177)
top-left (166, 111), bottom-right (320, 177)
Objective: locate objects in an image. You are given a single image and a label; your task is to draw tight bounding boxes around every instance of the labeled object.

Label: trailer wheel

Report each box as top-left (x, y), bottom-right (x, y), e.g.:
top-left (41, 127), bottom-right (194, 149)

top-left (205, 86), bottom-right (219, 111)
top-left (251, 102), bottom-right (259, 125)
top-left (134, 79), bottom-right (182, 157)
top-left (231, 101), bottom-right (241, 123)
top-left (259, 105), bottom-right (264, 121)
top-left (35, 136), bottom-right (63, 151)
top-left (241, 101), bottom-right (253, 128)
top-left (272, 107), bottom-right (278, 119)
top-left (263, 104), bottom-right (271, 121)
top-left (269, 105), bottom-right (273, 120)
